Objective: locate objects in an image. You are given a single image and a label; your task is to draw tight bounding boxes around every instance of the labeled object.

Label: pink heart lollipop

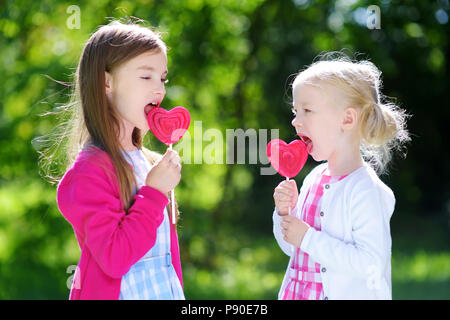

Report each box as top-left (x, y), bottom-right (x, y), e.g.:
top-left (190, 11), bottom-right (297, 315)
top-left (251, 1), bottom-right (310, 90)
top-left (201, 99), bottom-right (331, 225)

top-left (147, 106), bottom-right (191, 145)
top-left (146, 106), bottom-right (190, 225)
top-left (266, 139), bottom-right (308, 178)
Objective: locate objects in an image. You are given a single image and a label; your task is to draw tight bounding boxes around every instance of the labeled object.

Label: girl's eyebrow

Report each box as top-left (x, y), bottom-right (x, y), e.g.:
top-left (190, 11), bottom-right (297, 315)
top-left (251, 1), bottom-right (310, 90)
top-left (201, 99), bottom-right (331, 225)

top-left (298, 102), bottom-right (312, 108)
top-left (292, 102), bottom-right (310, 108)
top-left (137, 65), bottom-right (168, 74)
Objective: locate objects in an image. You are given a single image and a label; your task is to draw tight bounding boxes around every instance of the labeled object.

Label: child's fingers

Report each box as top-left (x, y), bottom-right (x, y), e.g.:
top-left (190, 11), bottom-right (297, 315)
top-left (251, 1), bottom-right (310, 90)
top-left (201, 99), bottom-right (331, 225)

top-left (287, 180), bottom-right (298, 193)
top-left (164, 149), bottom-right (179, 160)
top-left (160, 150), bottom-right (173, 164)
top-left (160, 151), bottom-right (180, 168)
top-left (277, 203), bottom-right (292, 216)
top-left (277, 183), bottom-right (297, 197)
top-left (274, 192), bottom-right (292, 201)
top-left (170, 149), bottom-right (181, 162)
top-left (282, 215), bottom-right (295, 223)
top-left (278, 180), bottom-right (292, 189)
top-left (280, 220), bottom-right (289, 230)
top-left (274, 186), bottom-right (294, 197)
top-left (275, 186), bottom-right (293, 195)
top-left (169, 155), bottom-right (181, 167)
top-left (276, 199), bottom-right (291, 207)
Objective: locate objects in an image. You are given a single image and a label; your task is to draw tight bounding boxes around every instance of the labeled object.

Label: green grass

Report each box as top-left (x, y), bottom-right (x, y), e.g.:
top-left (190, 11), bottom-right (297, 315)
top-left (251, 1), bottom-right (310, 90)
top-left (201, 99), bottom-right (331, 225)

top-left (183, 247), bottom-right (450, 300)
top-left (392, 251), bottom-right (450, 299)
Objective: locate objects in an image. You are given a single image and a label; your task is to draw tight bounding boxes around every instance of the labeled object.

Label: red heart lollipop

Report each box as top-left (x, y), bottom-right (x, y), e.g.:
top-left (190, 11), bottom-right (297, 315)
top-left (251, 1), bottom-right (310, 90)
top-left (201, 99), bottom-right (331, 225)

top-left (266, 139), bottom-right (308, 178)
top-left (147, 106), bottom-right (191, 145)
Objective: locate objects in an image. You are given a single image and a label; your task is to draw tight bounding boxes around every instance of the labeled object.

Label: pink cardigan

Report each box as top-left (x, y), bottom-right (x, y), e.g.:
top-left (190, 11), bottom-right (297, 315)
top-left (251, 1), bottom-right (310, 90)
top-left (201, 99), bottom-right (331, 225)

top-left (56, 145), bottom-right (183, 300)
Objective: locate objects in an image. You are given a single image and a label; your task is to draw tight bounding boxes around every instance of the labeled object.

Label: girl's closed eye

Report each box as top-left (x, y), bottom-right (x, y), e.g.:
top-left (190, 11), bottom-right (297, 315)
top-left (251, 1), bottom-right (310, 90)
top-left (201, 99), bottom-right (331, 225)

top-left (140, 76), bottom-right (168, 84)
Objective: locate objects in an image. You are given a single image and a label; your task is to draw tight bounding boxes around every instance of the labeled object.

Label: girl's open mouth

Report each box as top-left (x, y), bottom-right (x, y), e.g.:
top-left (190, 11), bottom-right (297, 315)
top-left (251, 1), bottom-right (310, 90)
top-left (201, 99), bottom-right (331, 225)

top-left (144, 102), bottom-right (159, 115)
top-left (299, 134), bottom-right (313, 154)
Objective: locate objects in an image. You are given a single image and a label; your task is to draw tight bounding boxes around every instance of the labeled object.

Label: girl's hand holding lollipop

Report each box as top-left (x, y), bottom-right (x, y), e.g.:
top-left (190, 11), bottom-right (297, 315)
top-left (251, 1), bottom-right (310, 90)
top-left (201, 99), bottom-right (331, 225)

top-left (267, 139), bottom-right (308, 216)
top-left (147, 106), bottom-right (191, 224)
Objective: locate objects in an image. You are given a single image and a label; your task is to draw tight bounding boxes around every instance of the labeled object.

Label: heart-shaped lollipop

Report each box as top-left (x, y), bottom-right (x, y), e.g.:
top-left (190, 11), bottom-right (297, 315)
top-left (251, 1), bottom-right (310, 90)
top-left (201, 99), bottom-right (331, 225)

top-left (147, 106), bottom-right (191, 145)
top-left (266, 139), bottom-right (308, 178)
top-left (146, 105), bottom-right (191, 225)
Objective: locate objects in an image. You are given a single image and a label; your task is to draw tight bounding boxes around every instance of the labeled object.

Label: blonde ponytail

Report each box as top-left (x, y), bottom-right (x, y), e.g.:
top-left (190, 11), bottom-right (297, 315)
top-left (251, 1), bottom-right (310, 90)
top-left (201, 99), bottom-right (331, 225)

top-left (360, 101), bottom-right (396, 146)
top-left (359, 100), bottom-right (410, 173)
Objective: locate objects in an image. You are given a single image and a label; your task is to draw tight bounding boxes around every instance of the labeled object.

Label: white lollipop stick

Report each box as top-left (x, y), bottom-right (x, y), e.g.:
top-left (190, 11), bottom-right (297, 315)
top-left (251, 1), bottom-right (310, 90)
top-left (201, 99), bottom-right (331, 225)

top-left (286, 176), bottom-right (291, 215)
top-left (169, 143), bottom-right (176, 224)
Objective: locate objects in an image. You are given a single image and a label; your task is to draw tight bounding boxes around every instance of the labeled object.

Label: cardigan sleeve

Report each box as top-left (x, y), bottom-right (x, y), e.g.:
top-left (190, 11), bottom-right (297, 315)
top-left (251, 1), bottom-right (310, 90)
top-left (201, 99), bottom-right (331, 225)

top-left (300, 185), bottom-right (394, 279)
top-left (57, 172), bottom-right (169, 279)
top-left (273, 206), bottom-right (297, 256)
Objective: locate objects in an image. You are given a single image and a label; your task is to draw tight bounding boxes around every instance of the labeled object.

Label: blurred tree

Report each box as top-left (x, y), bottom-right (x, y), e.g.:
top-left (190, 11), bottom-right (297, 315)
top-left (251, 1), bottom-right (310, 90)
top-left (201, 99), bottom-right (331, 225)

top-left (0, 0), bottom-right (448, 299)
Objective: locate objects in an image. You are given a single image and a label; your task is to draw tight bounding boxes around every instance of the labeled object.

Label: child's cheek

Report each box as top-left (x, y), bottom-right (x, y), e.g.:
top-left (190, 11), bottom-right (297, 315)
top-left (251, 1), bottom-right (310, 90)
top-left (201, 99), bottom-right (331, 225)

top-left (310, 143), bottom-right (326, 162)
top-left (310, 151), bottom-right (322, 162)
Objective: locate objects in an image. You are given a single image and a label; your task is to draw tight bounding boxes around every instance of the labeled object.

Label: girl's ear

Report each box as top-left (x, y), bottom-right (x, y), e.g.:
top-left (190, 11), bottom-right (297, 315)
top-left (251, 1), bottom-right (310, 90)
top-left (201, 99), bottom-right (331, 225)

top-left (105, 72), bottom-right (112, 94)
top-left (341, 107), bottom-right (358, 131)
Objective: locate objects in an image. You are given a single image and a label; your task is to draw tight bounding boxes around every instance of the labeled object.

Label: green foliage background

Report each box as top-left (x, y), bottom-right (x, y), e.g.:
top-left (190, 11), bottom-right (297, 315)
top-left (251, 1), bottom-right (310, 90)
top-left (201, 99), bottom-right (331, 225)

top-left (0, 0), bottom-right (449, 299)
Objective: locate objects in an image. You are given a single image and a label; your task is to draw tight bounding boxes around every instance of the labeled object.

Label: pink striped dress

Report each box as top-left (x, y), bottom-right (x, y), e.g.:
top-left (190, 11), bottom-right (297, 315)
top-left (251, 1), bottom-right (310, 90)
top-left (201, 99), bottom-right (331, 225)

top-left (282, 168), bottom-right (347, 300)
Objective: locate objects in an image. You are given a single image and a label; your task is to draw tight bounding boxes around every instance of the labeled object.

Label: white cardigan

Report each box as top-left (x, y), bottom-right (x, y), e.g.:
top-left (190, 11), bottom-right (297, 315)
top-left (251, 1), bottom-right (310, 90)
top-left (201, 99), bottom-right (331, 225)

top-left (273, 162), bottom-right (395, 300)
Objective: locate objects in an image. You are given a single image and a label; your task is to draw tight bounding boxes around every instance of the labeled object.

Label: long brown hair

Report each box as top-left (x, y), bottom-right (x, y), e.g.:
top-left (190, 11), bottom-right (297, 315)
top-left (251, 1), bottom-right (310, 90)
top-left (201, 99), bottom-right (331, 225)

top-left (34, 20), bottom-right (179, 222)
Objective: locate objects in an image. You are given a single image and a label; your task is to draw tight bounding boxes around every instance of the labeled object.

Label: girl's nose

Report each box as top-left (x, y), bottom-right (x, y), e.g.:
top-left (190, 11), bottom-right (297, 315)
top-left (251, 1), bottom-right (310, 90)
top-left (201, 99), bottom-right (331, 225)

top-left (291, 117), bottom-right (301, 128)
top-left (153, 83), bottom-right (166, 96)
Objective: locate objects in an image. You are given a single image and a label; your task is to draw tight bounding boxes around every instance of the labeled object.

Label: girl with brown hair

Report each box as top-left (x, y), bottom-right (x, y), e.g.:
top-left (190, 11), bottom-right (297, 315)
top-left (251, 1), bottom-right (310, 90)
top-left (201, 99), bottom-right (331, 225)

top-left (44, 20), bottom-right (185, 300)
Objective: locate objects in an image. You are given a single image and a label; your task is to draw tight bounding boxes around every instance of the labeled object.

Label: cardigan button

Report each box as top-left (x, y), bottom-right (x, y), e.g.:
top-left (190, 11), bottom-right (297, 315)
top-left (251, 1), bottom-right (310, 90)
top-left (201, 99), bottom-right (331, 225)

top-left (324, 296), bottom-right (329, 300)
top-left (320, 211), bottom-right (324, 217)
top-left (324, 184), bottom-right (330, 190)
top-left (321, 267), bottom-right (327, 273)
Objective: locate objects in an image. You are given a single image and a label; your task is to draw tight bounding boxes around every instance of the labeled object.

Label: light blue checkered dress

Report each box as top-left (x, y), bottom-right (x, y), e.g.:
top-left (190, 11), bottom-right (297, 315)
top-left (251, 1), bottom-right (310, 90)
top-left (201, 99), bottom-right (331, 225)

top-left (118, 148), bottom-right (185, 300)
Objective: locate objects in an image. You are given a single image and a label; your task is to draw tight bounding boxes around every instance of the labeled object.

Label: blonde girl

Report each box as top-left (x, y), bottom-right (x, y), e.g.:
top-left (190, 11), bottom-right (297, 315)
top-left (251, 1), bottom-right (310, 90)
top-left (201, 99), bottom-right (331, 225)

top-left (273, 54), bottom-right (410, 300)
